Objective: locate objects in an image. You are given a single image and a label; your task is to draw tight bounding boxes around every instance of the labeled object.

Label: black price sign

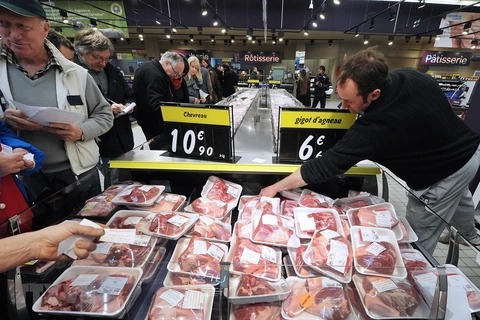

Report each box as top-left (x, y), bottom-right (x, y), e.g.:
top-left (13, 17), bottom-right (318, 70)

top-left (247, 79), bottom-right (260, 88)
top-left (277, 108), bottom-right (356, 163)
top-left (161, 104), bottom-right (234, 162)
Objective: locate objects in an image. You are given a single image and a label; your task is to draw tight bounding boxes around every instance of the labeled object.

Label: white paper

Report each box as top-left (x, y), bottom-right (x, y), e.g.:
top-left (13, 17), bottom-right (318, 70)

top-left (241, 223), bottom-right (252, 237)
top-left (252, 158), bottom-right (266, 163)
top-left (0, 144), bottom-right (12, 154)
top-left (160, 289), bottom-right (185, 307)
top-left (92, 242), bottom-right (114, 254)
top-left (57, 219), bottom-right (102, 259)
top-left (124, 216), bottom-right (143, 225)
top-left (199, 89), bottom-right (209, 100)
top-left (165, 194), bottom-right (181, 202)
top-left (199, 216), bottom-right (214, 226)
top-left (11, 99), bottom-right (84, 126)
top-left (168, 215), bottom-right (189, 227)
top-left (374, 211), bottom-right (394, 227)
top-left (194, 240), bottom-right (207, 255)
top-left (207, 244), bottom-right (224, 261)
top-left (99, 229), bottom-right (136, 245)
top-left (133, 235), bottom-right (151, 247)
top-left (300, 217), bottom-right (315, 231)
top-left (71, 274), bottom-right (98, 286)
top-left (327, 240), bottom-right (349, 273)
top-left (372, 279), bottom-right (399, 293)
top-left (227, 185), bottom-right (240, 197)
top-left (261, 246), bottom-right (277, 263)
top-left (320, 229), bottom-right (341, 240)
top-left (240, 248), bottom-right (261, 265)
top-left (262, 214), bottom-right (278, 226)
top-left (182, 290), bottom-right (205, 309)
top-left (360, 229), bottom-right (381, 242)
top-left (121, 102), bottom-right (136, 115)
top-left (97, 276), bottom-right (128, 295)
top-left (365, 242), bottom-right (386, 256)
top-left (322, 278), bottom-right (343, 288)
top-left (23, 153), bottom-right (34, 162)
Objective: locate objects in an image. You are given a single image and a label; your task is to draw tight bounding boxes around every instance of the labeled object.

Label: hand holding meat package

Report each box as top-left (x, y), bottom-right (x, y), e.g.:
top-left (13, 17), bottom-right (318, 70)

top-left (34, 266), bottom-right (141, 317)
top-left (294, 208), bottom-right (344, 239)
top-left (168, 237), bottom-right (228, 279)
top-left (302, 229), bottom-right (353, 283)
top-left (139, 211), bottom-right (199, 240)
top-left (347, 204), bottom-right (404, 241)
top-left (233, 302), bottom-right (283, 320)
top-left (77, 184), bottom-right (139, 217)
top-left (251, 211), bottom-right (299, 247)
top-left (287, 245), bottom-right (322, 278)
top-left (238, 196), bottom-right (280, 221)
top-left (112, 184), bottom-right (164, 206)
top-left (282, 276), bottom-right (351, 320)
top-left (128, 193), bottom-right (186, 212)
top-left (352, 274), bottom-right (429, 318)
top-left (186, 215), bottom-right (232, 242)
top-left (147, 286), bottom-right (215, 320)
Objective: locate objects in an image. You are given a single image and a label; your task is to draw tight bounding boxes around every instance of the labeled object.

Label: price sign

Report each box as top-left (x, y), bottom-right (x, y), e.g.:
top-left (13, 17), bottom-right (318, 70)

top-left (278, 108), bottom-right (356, 163)
top-left (161, 104), bottom-right (234, 162)
top-left (247, 79), bottom-right (260, 88)
top-left (269, 80), bottom-right (281, 89)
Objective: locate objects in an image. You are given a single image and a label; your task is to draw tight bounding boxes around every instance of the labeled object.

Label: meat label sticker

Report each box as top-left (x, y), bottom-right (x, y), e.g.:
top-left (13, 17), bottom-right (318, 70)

top-left (261, 246), bottom-right (277, 263)
top-left (82, 202), bottom-right (98, 211)
top-left (374, 211), bottom-right (393, 227)
top-left (414, 272), bottom-right (438, 289)
top-left (71, 274), bottom-right (98, 286)
top-left (246, 200), bottom-right (258, 208)
top-left (207, 244), bottom-right (225, 261)
top-left (124, 216), bottom-right (143, 225)
top-left (365, 242), bottom-right (386, 256)
top-left (320, 229), bottom-right (341, 240)
top-left (240, 223), bottom-right (252, 237)
top-left (299, 293), bottom-right (314, 308)
top-left (262, 214), bottom-right (278, 226)
top-left (360, 229), bottom-right (382, 242)
top-left (448, 274), bottom-right (476, 292)
top-left (146, 213), bottom-right (157, 221)
top-left (372, 279), bottom-right (399, 293)
top-left (199, 216), bottom-right (215, 226)
top-left (138, 185), bottom-right (154, 192)
top-left (133, 235), bottom-right (151, 247)
top-left (99, 229), bottom-right (136, 245)
top-left (96, 196), bottom-right (107, 200)
top-left (240, 248), bottom-right (261, 265)
top-left (281, 217), bottom-right (295, 230)
top-left (97, 276), bottom-right (129, 296)
top-left (327, 240), bottom-right (349, 273)
top-left (213, 200), bottom-right (227, 208)
top-left (194, 240), bottom-right (207, 255)
top-left (92, 242), bottom-right (114, 254)
top-left (167, 215), bottom-right (189, 227)
top-left (164, 194), bottom-right (181, 203)
top-left (299, 217), bottom-right (315, 231)
top-left (182, 290), bottom-right (205, 309)
top-left (227, 185), bottom-right (240, 198)
top-left (322, 278), bottom-right (343, 289)
top-left (160, 289), bottom-right (185, 307)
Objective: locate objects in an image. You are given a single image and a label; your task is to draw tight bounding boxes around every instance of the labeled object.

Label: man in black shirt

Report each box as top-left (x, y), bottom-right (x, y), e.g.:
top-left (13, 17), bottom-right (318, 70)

top-left (261, 48), bottom-right (480, 254)
top-left (312, 65), bottom-right (331, 108)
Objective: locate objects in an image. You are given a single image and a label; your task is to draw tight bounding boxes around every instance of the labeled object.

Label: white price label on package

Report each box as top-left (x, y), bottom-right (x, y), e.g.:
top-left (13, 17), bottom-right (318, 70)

top-left (365, 242), bottom-right (386, 256)
top-left (168, 215), bottom-right (189, 227)
top-left (448, 274), bottom-right (476, 292)
top-left (320, 229), bottom-right (341, 240)
top-left (99, 229), bottom-right (136, 245)
top-left (182, 290), bottom-right (205, 309)
top-left (322, 278), bottom-right (343, 289)
top-left (139, 185), bottom-right (154, 192)
top-left (164, 194), bottom-right (181, 202)
top-left (374, 211), bottom-right (394, 227)
top-left (327, 240), bottom-right (349, 273)
top-left (146, 213), bottom-right (157, 222)
top-left (360, 229), bottom-right (382, 242)
top-left (133, 235), bottom-right (151, 247)
top-left (414, 272), bottom-right (438, 289)
top-left (227, 185), bottom-right (240, 197)
top-left (261, 246), bottom-right (277, 263)
top-left (71, 274), bottom-right (98, 286)
top-left (281, 217), bottom-right (294, 230)
top-left (372, 279), bottom-right (399, 293)
top-left (92, 242), bottom-right (114, 255)
top-left (240, 248), bottom-right (260, 265)
top-left (207, 244), bottom-right (224, 261)
top-left (124, 216), bottom-right (143, 225)
top-left (160, 289), bottom-right (185, 307)
top-left (299, 217), bottom-right (315, 232)
top-left (262, 214), bottom-right (278, 226)
top-left (199, 216), bottom-right (214, 226)
top-left (194, 240), bottom-right (207, 255)
top-left (97, 276), bottom-right (128, 295)
top-left (240, 223), bottom-right (252, 237)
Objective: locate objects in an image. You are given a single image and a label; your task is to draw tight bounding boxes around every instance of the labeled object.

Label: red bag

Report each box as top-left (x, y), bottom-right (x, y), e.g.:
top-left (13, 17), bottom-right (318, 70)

top-left (0, 175), bottom-right (33, 238)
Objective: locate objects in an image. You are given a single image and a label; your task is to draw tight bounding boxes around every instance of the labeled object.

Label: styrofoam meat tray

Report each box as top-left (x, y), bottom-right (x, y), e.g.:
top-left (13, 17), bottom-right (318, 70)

top-left (201, 176), bottom-right (243, 212)
top-left (111, 185), bottom-right (165, 207)
top-left (225, 275), bottom-right (291, 304)
top-left (138, 212), bottom-right (199, 240)
top-left (287, 245), bottom-right (322, 278)
top-left (127, 193), bottom-right (186, 212)
top-left (293, 207), bottom-right (344, 239)
top-left (106, 210), bottom-right (156, 231)
top-left (163, 271), bottom-right (220, 287)
top-left (398, 216), bottom-right (418, 243)
top-left (185, 215), bottom-right (232, 243)
top-left (250, 211), bottom-right (300, 248)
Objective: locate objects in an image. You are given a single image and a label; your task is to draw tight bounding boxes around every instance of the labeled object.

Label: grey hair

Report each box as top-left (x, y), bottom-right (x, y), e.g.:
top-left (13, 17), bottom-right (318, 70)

top-left (160, 51), bottom-right (184, 69)
top-left (73, 29), bottom-right (114, 56)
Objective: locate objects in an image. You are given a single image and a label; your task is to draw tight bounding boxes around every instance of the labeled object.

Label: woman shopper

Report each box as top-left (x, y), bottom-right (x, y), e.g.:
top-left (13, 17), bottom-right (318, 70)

top-left (296, 69), bottom-right (311, 107)
top-left (185, 56), bottom-right (207, 104)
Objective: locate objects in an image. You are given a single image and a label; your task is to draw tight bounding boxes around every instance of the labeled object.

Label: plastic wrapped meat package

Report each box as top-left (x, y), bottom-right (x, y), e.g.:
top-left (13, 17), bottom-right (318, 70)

top-left (186, 215), bottom-right (232, 242)
top-left (352, 274), bottom-right (430, 318)
top-left (185, 197), bottom-right (229, 219)
top-left (234, 219), bottom-right (253, 240)
top-left (147, 285), bottom-right (215, 320)
top-left (201, 176), bottom-right (242, 211)
top-left (106, 210), bottom-right (154, 232)
top-left (127, 193), bottom-right (186, 212)
top-left (298, 189), bottom-right (335, 209)
top-left (139, 212), bottom-right (199, 240)
top-left (250, 211), bottom-right (300, 248)
top-left (346, 283), bottom-right (370, 320)
top-left (411, 265), bottom-right (480, 313)
top-left (33, 266), bottom-right (141, 317)
top-left (111, 185), bottom-right (164, 206)
top-left (226, 274), bottom-right (291, 304)
top-left (77, 183), bottom-right (139, 217)
top-left (302, 229), bottom-right (353, 283)
top-left (340, 216), bottom-right (351, 241)
top-left (231, 302), bottom-right (283, 320)
top-left (397, 216), bottom-right (418, 243)
top-left (400, 249), bottom-right (432, 277)
top-left (238, 196), bottom-right (280, 221)
top-left (281, 200), bottom-right (299, 218)
top-left (228, 235), bottom-right (282, 281)
top-left (351, 226), bottom-right (407, 278)
top-left (167, 237), bottom-right (228, 279)
top-left (287, 245), bottom-right (322, 278)
top-left (294, 207), bottom-right (344, 239)
top-left (347, 203), bottom-right (404, 241)
top-left (334, 195), bottom-right (373, 214)
top-left (280, 188), bottom-right (303, 201)
top-left (282, 276), bottom-right (352, 320)
top-left (164, 271), bottom-right (220, 287)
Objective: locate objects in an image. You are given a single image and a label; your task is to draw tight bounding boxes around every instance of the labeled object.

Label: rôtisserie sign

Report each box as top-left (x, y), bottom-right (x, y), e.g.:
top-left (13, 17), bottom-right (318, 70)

top-left (233, 51), bottom-right (283, 63)
top-left (421, 51), bottom-right (471, 66)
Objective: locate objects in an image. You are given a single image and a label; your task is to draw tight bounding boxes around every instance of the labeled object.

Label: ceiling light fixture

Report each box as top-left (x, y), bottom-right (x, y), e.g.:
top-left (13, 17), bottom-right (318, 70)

top-left (320, 3), bottom-right (326, 19)
top-left (389, 6), bottom-right (396, 22)
top-left (201, 6), bottom-right (207, 16)
top-left (405, 35), bottom-right (411, 43)
top-left (334, 0), bottom-right (340, 4)
top-left (370, 18), bottom-right (375, 30)
top-left (363, 34), bottom-right (370, 45)
top-left (90, 19), bottom-right (97, 30)
top-left (155, 16), bottom-right (161, 25)
top-left (304, 27), bottom-right (309, 36)
top-left (278, 31), bottom-right (284, 42)
top-left (471, 39), bottom-right (478, 49)
top-left (388, 35), bottom-right (394, 45)
top-left (463, 22), bottom-right (471, 35)
top-left (172, 26), bottom-right (177, 33)
top-left (309, 0), bottom-right (313, 10)
top-left (355, 27), bottom-right (359, 37)
top-left (213, 17), bottom-right (218, 26)
top-left (312, 16), bottom-right (318, 28)
top-left (190, 35), bottom-right (194, 42)
top-left (418, 0), bottom-right (425, 9)
top-left (211, 35), bottom-right (215, 42)
top-left (415, 35), bottom-right (421, 43)
top-left (231, 35), bottom-right (235, 43)
top-left (59, 10), bottom-right (68, 23)
top-left (221, 25), bottom-right (227, 34)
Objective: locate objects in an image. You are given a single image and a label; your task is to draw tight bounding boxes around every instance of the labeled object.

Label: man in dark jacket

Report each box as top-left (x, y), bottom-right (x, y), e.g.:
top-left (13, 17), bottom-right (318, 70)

top-left (223, 64), bottom-right (237, 97)
top-left (312, 65), bottom-right (331, 108)
top-left (73, 29), bottom-right (134, 185)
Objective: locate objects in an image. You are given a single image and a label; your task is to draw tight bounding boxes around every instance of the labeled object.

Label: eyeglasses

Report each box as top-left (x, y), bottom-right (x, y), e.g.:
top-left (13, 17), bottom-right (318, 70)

top-left (169, 62), bottom-right (182, 79)
top-left (89, 52), bottom-right (111, 63)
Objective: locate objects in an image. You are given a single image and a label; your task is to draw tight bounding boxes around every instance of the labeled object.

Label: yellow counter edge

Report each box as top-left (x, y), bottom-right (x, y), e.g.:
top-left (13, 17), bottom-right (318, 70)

top-left (110, 160), bottom-right (380, 175)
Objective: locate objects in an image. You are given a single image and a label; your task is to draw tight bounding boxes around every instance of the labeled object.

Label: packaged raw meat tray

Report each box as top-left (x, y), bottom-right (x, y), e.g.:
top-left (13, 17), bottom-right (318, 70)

top-left (282, 276), bottom-right (353, 320)
top-left (201, 176), bottom-right (243, 211)
top-left (352, 274), bottom-right (430, 319)
top-left (340, 215), bottom-right (351, 241)
top-left (228, 234), bottom-right (282, 282)
top-left (287, 245), bottom-right (322, 278)
top-left (226, 274), bottom-right (292, 305)
top-left (333, 195), bottom-right (373, 214)
top-left (347, 203), bottom-right (404, 241)
top-left (283, 256), bottom-right (297, 278)
top-left (397, 216), bottom-right (418, 243)
top-left (239, 196), bottom-right (281, 221)
top-left (127, 192), bottom-right (186, 212)
top-left (163, 271), bottom-right (220, 287)
top-left (250, 211), bottom-right (300, 248)
top-left (185, 215), bottom-right (232, 243)
top-left (280, 188), bottom-right (303, 201)
top-left (351, 226), bottom-right (407, 279)
top-left (233, 219), bottom-right (253, 240)
top-left (346, 283), bottom-right (370, 320)
top-left (281, 199), bottom-right (299, 218)
top-left (147, 285), bottom-right (215, 320)
top-left (298, 189), bottom-right (335, 208)
top-left (294, 207), bottom-right (344, 239)
top-left (111, 185), bottom-right (165, 207)
top-left (106, 210), bottom-right (155, 232)
top-left (400, 249), bottom-right (432, 275)
top-left (140, 247), bottom-right (166, 284)
top-left (138, 211), bottom-right (199, 240)
top-left (167, 237), bottom-right (228, 279)
top-left (411, 264), bottom-right (480, 313)
top-left (302, 229), bottom-right (353, 283)
top-left (185, 197), bottom-right (230, 219)
top-left (230, 301), bottom-right (283, 320)
top-left (32, 266), bottom-right (142, 317)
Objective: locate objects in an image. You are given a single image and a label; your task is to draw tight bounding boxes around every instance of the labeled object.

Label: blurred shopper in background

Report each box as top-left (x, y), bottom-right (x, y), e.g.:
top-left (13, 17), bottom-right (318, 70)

top-left (46, 30), bottom-right (74, 61)
top-left (312, 65), bottom-right (331, 108)
top-left (296, 69), bottom-right (311, 108)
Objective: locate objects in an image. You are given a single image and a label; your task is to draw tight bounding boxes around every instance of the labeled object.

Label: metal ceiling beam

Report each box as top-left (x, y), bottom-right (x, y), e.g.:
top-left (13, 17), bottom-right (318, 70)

top-left (344, 0), bottom-right (405, 34)
top-left (204, 0), bottom-right (231, 31)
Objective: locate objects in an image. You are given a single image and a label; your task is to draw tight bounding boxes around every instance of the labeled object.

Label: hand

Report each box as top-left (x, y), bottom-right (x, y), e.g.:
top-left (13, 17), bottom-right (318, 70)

top-left (259, 185), bottom-right (279, 198)
top-left (126, 103), bottom-right (134, 114)
top-left (194, 98), bottom-right (200, 104)
top-left (315, 81), bottom-right (319, 86)
top-left (43, 123), bottom-right (83, 142)
top-left (0, 152), bottom-right (24, 176)
top-left (29, 222), bottom-right (105, 261)
top-left (13, 148), bottom-right (35, 170)
top-left (200, 97), bottom-right (206, 103)
top-left (111, 103), bottom-right (124, 115)
top-left (3, 109), bottom-right (43, 131)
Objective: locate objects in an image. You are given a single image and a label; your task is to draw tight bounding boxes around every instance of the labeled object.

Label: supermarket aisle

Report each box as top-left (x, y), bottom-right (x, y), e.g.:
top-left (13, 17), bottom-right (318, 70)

top-left (234, 103), bottom-right (275, 153)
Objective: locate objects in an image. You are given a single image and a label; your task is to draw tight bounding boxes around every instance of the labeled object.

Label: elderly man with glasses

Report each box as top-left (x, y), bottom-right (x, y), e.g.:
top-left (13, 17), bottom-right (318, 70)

top-left (133, 51), bottom-right (189, 150)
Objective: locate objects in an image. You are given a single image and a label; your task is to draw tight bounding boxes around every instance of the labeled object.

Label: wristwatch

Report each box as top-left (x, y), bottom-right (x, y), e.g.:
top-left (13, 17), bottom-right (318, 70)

top-left (80, 133), bottom-right (85, 142)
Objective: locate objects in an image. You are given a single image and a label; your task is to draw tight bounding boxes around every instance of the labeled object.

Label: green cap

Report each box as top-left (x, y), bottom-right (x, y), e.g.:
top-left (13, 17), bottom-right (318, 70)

top-left (0, 0), bottom-right (47, 20)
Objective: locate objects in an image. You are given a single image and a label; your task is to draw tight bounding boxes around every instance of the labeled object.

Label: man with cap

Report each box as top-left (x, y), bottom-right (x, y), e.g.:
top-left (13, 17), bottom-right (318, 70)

top-left (0, 0), bottom-right (113, 217)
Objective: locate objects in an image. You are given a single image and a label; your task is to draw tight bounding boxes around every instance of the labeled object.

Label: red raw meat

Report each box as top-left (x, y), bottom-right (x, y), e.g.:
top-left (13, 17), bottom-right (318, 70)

top-left (362, 276), bottom-right (421, 317)
top-left (240, 196), bottom-right (262, 209)
top-left (206, 178), bottom-right (239, 203)
top-left (241, 198), bottom-right (276, 221)
top-left (234, 302), bottom-right (281, 320)
top-left (109, 216), bottom-right (149, 232)
top-left (231, 239), bottom-right (279, 280)
top-left (301, 211), bottom-right (338, 234)
top-left (282, 200), bottom-right (298, 218)
top-left (283, 277), bottom-right (351, 320)
top-left (89, 242), bottom-right (153, 267)
top-left (340, 218), bottom-right (351, 241)
top-left (346, 283), bottom-right (370, 320)
top-left (252, 214), bottom-right (293, 246)
top-left (398, 220), bottom-right (410, 241)
top-left (401, 252), bottom-right (429, 272)
top-left (293, 245), bottom-right (319, 277)
top-left (78, 184), bottom-right (134, 217)
top-left (122, 186), bottom-right (161, 203)
top-left (352, 207), bottom-right (399, 228)
top-left (148, 287), bottom-right (204, 320)
top-left (177, 237), bottom-right (225, 278)
top-left (188, 217), bottom-right (231, 241)
top-left (40, 272), bottom-right (136, 313)
top-left (355, 241), bottom-right (397, 275)
top-left (236, 274), bottom-right (277, 296)
top-left (191, 198), bottom-right (227, 218)
top-left (170, 273), bottom-right (217, 286)
top-left (139, 193), bottom-right (184, 212)
top-left (149, 212), bottom-right (191, 236)
top-left (299, 194), bottom-right (331, 208)
top-left (332, 205), bottom-right (344, 215)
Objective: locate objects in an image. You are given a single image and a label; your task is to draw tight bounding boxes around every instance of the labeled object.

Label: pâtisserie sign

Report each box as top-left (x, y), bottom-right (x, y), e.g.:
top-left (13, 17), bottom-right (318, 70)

top-left (233, 51), bottom-right (283, 63)
top-left (421, 51), bottom-right (471, 66)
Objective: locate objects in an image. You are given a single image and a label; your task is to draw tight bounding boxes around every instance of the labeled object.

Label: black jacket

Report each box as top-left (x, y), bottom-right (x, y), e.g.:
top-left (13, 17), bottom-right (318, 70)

top-left (313, 73), bottom-right (331, 97)
top-left (133, 59), bottom-right (188, 140)
top-left (223, 70), bottom-right (237, 97)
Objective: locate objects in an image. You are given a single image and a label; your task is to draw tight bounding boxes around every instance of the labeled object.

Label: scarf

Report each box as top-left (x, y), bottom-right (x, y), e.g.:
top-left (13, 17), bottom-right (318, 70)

top-left (171, 77), bottom-right (183, 90)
